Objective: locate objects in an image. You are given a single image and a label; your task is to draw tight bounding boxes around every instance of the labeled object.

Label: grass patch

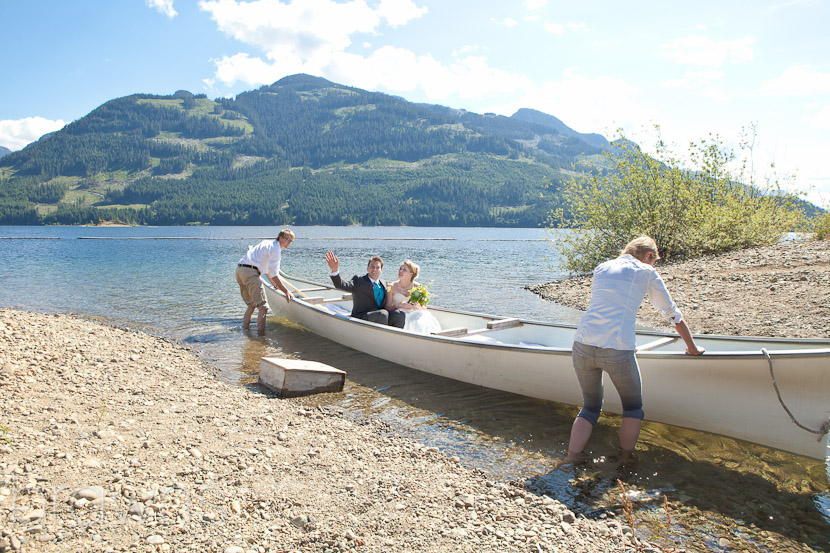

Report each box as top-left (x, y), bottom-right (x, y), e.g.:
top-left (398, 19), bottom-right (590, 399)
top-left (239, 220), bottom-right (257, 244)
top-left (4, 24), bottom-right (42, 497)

top-left (94, 203), bottom-right (149, 210)
top-left (358, 158), bottom-right (418, 169)
top-left (35, 204), bottom-right (58, 215)
top-left (138, 98), bottom-right (184, 111)
top-left (43, 175), bottom-right (82, 187)
top-left (63, 190), bottom-right (104, 206)
top-left (490, 205), bottom-right (531, 216)
top-left (231, 155), bottom-right (267, 169)
top-left (155, 131), bottom-right (183, 139)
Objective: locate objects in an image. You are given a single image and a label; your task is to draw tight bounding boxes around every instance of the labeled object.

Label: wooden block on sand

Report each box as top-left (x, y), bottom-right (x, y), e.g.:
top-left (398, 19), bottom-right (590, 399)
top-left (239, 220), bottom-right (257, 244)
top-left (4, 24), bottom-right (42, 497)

top-left (259, 357), bottom-right (346, 397)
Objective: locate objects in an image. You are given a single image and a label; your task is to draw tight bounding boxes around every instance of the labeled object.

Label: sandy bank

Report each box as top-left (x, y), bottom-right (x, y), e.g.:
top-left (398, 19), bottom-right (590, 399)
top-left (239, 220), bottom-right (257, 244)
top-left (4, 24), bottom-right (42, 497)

top-left (0, 309), bottom-right (635, 553)
top-left (527, 239), bottom-right (830, 339)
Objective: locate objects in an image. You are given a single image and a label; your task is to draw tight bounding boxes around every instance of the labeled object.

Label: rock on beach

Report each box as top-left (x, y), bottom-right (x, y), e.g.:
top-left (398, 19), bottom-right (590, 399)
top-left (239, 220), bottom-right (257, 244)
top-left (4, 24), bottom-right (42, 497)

top-left (0, 308), bottom-right (629, 552)
top-left (527, 239), bottom-right (830, 338)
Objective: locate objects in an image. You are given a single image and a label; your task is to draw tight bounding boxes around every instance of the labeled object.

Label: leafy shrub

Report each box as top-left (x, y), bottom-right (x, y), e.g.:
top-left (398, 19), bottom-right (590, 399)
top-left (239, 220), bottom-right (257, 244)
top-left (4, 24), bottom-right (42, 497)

top-left (550, 128), bottom-right (806, 272)
top-left (813, 210), bottom-right (830, 240)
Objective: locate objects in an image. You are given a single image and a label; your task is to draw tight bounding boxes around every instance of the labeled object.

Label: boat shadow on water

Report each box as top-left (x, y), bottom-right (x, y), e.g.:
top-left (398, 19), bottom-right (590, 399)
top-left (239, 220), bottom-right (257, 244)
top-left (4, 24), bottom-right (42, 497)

top-left (247, 320), bottom-right (830, 549)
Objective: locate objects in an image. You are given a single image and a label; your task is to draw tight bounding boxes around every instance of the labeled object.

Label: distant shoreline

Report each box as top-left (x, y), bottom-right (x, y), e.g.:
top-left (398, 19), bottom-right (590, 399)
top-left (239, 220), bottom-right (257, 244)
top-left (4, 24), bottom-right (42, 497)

top-left (82, 220), bottom-right (134, 227)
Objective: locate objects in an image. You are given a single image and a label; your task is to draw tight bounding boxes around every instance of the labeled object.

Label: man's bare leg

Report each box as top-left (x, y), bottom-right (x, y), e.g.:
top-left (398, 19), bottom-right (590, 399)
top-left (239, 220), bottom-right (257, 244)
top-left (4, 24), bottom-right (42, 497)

top-left (256, 306), bottom-right (268, 335)
top-left (243, 305), bottom-right (256, 330)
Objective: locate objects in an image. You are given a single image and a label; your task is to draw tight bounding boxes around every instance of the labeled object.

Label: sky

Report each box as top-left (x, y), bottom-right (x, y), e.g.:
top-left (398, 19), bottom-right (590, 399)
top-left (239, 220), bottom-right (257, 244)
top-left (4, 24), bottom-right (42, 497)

top-left (2, 0), bottom-right (829, 206)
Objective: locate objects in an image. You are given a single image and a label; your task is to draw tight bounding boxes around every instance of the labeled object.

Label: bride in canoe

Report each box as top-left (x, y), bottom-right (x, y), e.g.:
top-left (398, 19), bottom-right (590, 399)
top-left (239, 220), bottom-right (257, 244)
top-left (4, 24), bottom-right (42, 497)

top-left (384, 259), bottom-right (441, 334)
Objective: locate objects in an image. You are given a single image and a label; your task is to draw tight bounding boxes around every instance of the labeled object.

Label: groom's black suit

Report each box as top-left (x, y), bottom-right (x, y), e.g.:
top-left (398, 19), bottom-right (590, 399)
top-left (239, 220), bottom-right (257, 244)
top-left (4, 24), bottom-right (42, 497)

top-left (330, 273), bottom-right (405, 328)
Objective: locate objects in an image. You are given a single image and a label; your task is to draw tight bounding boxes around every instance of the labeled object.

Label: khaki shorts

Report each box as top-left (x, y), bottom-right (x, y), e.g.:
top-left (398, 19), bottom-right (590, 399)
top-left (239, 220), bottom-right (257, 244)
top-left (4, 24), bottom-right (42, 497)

top-left (236, 266), bottom-right (267, 308)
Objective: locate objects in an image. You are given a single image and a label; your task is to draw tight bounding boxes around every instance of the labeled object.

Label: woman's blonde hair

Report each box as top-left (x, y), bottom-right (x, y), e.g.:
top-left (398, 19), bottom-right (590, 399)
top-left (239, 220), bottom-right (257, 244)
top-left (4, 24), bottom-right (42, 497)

top-left (622, 236), bottom-right (660, 262)
top-left (402, 259), bottom-right (420, 280)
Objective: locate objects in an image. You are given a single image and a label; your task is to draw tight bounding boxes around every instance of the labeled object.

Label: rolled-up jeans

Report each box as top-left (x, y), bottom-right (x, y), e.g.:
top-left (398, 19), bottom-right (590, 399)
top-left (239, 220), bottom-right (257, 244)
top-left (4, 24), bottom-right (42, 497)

top-left (572, 341), bottom-right (644, 425)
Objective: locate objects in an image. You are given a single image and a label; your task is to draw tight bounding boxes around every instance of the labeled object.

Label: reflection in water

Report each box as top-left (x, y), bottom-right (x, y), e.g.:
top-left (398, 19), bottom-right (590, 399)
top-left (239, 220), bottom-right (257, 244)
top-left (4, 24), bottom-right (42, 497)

top-left (246, 319), bottom-right (830, 551)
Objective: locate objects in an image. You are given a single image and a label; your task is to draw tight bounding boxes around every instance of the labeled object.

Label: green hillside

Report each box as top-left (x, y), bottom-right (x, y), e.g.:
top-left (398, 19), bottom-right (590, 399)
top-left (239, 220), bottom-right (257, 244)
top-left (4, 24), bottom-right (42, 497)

top-left (0, 75), bottom-right (604, 226)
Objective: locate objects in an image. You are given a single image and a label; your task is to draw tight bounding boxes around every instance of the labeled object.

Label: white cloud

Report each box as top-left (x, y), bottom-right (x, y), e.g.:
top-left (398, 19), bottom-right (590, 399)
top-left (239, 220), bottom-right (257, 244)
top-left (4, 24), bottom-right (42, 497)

top-left (485, 68), bottom-right (647, 136)
top-left (543, 22), bottom-right (564, 34)
top-left (147, 0), bottom-right (177, 18)
top-left (662, 69), bottom-right (727, 99)
top-left (504, 18), bottom-right (518, 28)
top-left (543, 20), bottom-right (585, 34)
top-left (209, 52), bottom-right (289, 87)
top-left (525, 0), bottom-right (548, 9)
top-left (199, 0), bottom-right (426, 62)
top-left (377, 0), bottom-right (428, 27)
top-left (0, 117), bottom-right (67, 151)
top-left (805, 105), bottom-right (830, 130)
top-left (199, 0), bottom-right (536, 104)
top-left (759, 64), bottom-right (830, 96)
top-left (660, 35), bottom-right (755, 67)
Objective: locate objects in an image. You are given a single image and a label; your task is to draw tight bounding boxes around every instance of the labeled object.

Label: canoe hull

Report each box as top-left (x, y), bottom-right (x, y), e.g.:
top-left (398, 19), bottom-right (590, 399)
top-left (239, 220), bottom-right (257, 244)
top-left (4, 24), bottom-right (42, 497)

top-left (264, 274), bottom-right (830, 460)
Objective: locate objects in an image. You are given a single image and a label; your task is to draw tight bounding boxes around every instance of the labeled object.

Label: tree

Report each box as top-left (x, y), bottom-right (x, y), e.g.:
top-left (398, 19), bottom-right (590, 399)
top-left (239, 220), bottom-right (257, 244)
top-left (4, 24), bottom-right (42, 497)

top-left (551, 127), bottom-right (806, 272)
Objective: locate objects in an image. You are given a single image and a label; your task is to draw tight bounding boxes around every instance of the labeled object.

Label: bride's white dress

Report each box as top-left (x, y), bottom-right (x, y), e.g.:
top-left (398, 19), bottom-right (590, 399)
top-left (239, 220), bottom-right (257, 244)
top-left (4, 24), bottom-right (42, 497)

top-left (391, 293), bottom-right (442, 334)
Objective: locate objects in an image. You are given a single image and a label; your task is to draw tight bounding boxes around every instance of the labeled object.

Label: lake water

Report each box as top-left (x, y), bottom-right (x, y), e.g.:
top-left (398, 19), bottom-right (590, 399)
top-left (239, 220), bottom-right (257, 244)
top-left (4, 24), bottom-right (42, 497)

top-left (1, 225), bottom-right (828, 551)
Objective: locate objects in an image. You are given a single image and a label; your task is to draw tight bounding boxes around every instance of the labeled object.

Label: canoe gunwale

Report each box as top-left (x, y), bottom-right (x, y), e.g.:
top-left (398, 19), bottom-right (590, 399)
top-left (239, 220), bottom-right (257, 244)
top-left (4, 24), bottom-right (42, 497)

top-left (270, 273), bottom-right (830, 359)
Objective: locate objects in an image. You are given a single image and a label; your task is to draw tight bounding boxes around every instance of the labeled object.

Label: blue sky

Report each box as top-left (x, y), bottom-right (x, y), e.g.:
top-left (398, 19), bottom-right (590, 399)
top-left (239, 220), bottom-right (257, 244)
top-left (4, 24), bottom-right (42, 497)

top-left (3, 0), bottom-right (829, 205)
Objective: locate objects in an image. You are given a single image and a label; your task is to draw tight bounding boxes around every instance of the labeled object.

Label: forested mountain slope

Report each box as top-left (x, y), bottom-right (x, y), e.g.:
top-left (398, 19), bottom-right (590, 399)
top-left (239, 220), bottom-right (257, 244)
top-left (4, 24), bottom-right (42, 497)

top-left (0, 74), bottom-right (605, 226)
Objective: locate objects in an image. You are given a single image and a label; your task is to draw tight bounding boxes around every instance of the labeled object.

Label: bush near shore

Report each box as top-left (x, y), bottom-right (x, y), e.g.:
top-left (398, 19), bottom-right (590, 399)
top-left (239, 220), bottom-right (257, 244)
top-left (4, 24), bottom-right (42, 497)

top-left (550, 128), bottom-right (812, 272)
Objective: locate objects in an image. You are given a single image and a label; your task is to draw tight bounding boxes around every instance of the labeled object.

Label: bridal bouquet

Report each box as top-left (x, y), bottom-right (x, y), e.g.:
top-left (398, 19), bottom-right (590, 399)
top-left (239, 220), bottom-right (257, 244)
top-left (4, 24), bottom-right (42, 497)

top-left (408, 284), bottom-right (431, 306)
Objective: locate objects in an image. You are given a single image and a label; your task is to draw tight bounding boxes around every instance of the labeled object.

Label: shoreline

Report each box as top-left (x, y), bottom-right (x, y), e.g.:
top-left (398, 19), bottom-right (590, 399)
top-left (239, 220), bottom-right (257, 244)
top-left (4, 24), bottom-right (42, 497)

top-left (527, 239), bottom-right (830, 339)
top-left (1, 308), bottom-right (627, 553)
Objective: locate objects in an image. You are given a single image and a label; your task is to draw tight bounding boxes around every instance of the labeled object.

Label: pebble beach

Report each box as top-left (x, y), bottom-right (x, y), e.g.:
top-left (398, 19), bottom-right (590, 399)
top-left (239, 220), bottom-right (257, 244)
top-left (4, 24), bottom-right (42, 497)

top-left (1, 308), bottom-right (632, 553)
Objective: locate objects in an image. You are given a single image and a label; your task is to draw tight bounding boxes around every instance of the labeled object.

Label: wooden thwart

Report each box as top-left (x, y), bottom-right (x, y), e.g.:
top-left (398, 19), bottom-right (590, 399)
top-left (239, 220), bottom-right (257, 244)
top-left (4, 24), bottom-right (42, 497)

top-left (486, 318), bottom-right (521, 330)
top-left (259, 357), bottom-right (346, 397)
top-left (304, 293), bottom-right (353, 305)
top-left (432, 318), bottom-right (521, 338)
top-left (635, 337), bottom-right (679, 353)
top-left (432, 327), bottom-right (468, 337)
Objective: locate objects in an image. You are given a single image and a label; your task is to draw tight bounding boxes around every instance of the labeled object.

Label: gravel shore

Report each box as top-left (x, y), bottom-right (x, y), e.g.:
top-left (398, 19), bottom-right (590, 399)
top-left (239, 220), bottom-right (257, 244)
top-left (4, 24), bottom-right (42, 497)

top-left (1, 308), bottom-right (638, 553)
top-left (527, 239), bottom-right (830, 339)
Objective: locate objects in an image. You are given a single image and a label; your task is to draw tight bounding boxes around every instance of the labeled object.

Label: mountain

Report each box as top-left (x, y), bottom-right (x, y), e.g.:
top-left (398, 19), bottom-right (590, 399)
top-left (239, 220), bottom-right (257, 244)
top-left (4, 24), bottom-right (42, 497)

top-left (510, 108), bottom-right (610, 150)
top-left (0, 74), bottom-right (607, 226)
top-left (0, 146), bottom-right (10, 158)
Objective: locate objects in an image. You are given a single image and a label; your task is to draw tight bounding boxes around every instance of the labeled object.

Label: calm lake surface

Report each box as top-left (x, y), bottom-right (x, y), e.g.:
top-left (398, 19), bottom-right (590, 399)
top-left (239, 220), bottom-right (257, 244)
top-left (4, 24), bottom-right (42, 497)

top-left (1, 225), bottom-right (828, 551)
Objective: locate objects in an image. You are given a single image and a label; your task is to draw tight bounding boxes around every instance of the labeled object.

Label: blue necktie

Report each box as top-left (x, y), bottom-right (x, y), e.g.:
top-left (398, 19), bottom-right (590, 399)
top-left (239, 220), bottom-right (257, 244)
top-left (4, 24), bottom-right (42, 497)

top-left (373, 281), bottom-right (383, 306)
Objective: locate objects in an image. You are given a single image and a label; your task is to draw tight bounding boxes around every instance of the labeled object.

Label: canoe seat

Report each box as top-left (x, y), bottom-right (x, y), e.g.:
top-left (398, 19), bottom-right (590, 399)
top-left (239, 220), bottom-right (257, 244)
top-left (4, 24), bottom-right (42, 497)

top-left (635, 337), bottom-right (679, 352)
top-left (463, 318), bottom-right (523, 337)
top-left (297, 286), bottom-right (330, 293)
top-left (486, 318), bottom-right (521, 330)
top-left (432, 327), bottom-right (468, 337)
top-left (304, 293), bottom-right (353, 305)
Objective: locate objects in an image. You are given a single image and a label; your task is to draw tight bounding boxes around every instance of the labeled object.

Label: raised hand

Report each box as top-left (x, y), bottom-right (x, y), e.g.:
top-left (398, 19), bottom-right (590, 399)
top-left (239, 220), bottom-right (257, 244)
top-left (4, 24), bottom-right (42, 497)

top-left (325, 250), bottom-right (339, 272)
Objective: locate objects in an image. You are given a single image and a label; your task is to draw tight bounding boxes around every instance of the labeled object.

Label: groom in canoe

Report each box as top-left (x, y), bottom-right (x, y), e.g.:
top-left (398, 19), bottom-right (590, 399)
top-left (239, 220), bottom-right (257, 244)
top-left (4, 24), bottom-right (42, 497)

top-left (325, 251), bottom-right (405, 328)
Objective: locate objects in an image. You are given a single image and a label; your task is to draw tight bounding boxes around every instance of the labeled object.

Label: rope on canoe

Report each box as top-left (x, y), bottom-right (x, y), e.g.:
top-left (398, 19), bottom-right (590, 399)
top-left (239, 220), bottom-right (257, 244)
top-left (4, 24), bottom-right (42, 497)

top-left (762, 348), bottom-right (830, 439)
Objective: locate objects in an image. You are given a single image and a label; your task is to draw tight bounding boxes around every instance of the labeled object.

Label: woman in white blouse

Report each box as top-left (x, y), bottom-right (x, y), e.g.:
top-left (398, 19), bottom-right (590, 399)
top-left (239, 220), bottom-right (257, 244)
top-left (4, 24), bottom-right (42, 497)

top-left (566, 236), bottom-right (704, 463)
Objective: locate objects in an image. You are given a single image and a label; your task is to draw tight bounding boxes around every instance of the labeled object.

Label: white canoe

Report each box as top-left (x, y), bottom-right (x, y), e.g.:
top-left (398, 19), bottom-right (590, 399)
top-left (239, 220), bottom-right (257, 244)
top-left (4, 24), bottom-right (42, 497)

top-left (263, 273), bottom-right (830, 460)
